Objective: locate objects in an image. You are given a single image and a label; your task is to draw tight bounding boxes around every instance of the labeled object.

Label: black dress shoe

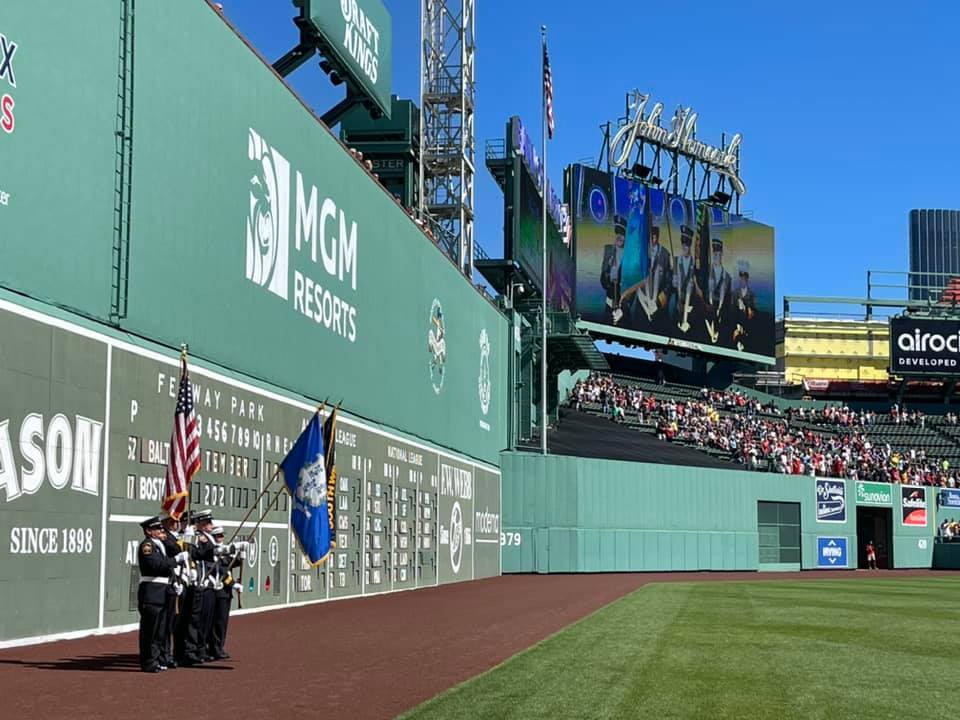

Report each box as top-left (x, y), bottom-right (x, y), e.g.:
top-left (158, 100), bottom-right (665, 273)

top-left (215, 652), bottom-right (231, 660)
top-left (142, 665), bottom-right (164, 673)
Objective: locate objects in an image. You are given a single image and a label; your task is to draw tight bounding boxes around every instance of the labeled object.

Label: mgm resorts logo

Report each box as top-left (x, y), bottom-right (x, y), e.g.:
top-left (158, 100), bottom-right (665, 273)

top-left (245, 128), bottom-right (359, 343)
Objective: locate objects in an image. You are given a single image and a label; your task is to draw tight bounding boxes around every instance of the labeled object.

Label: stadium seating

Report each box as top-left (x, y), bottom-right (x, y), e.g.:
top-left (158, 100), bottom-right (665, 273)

top-left (565, 373), bottom-right (960, 485)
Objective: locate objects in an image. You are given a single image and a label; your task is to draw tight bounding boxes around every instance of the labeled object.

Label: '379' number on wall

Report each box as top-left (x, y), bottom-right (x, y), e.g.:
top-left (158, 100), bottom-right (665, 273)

top-left (500, 532), bottom-right (521, 547)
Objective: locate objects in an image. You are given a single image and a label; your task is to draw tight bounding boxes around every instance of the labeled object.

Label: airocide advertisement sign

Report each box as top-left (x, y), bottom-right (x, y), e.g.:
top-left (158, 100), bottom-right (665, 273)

top-left (901, 486), bottom-right (927, 527)
top-left (889, 316), bottom-right (960, 375)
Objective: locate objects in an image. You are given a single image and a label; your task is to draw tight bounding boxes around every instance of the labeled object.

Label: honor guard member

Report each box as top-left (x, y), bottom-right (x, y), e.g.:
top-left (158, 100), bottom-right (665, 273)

top-left (174, 509), bottom-right (217, 665)
top-left (671, 226), bottom-right (699, 332)
top-left (137, 516), bottom-right (189, 673)
top-left (733, 260), bottom-right (756, 350)
top-left (207, 526), bottom-right (246, 660)
top-left (600, 215), bottom-right (627, 323)
top-left (705, 237), bottom-right (732, 343)
top-left (159, 513), bottom-right (183, 669)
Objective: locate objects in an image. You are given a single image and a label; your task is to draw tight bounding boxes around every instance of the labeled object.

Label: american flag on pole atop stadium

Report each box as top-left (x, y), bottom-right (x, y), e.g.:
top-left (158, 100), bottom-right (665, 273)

top-left (543, 42), bottom-right (554, 139)
top-left (162, 351), bottom-right (201, 520)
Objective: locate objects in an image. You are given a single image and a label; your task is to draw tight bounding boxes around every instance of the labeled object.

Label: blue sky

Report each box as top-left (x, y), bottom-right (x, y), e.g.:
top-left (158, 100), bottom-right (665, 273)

top-left (223, 0), bottom-right (960, 311)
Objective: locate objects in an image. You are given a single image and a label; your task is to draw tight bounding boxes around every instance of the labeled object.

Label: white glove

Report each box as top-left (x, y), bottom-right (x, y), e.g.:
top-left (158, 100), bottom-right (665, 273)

top-left (175, 551), bottom-right (190, 564)
top-left (238, 550), bottom-right (246, 560)
top-left (235, 584), bottom-right (244, 593)
top-left (234, 541), bottom-right (250, 551)
top-left (188, 568), bottom-right (198, 584)
top-left (214, 544), bottom-right (230, 557)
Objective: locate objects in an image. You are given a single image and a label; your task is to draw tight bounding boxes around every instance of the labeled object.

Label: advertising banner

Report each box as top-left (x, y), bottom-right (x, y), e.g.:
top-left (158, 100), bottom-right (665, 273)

top-left (1, 3), bottom-right (121, 321)
top-left (571, 164), bottom-right (775, 363)
top-left (816, 537), bottom-right (848, 568)
top-left (815, 479), bottom-right (846, 523)
top-left (301, 0), bottom-right (393, 119)
top-left (514, 160), bottom-right (573, 311)
top-left (855, 481), bottom-right (893, 506)
top-left (901, 486), bottom-right (928, 527)
top-left (939, 488), bottom-right (960, 508)
top-left (889, 316), bottom-right (960, 376)
top-left (121, 1), bottom-right (507, 466)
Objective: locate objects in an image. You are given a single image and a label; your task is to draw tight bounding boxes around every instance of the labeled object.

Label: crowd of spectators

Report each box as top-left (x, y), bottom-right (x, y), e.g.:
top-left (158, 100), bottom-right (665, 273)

top-left (568, 373), bottom-right (960, 487)
top-left (939, 518), bottom-right (960, 541)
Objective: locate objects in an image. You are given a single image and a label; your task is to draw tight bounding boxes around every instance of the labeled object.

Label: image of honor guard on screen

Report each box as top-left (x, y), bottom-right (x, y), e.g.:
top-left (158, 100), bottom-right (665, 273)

top-left (670, 225), bottom-right (700, 334)
top-left (705, 237), bottom-right (732, 344)
top-left (600, 215), bottom-right (627, 324)
top-left (620, 224), bottom-right (672, 329)
top-left (733, 260), bottom-right (756, 351)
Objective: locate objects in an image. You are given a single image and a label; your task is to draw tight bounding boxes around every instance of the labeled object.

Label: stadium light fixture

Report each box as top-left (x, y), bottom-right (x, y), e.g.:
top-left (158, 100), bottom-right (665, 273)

top-left (648, 175), bottom-right (663, 187)
top-left (631, 163), bottom-right (652, 179)
top-left (709, 190), bottom-right (732, 205)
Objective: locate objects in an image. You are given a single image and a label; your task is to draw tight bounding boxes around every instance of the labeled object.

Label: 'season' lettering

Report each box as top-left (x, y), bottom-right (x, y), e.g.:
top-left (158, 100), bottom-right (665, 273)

top-left (0, 414), bottom-right (103, 502)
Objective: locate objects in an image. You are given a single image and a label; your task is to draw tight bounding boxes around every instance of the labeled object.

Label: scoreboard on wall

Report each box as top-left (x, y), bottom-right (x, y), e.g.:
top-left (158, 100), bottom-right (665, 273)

top-left (0, 300), bottom-right (501, 642)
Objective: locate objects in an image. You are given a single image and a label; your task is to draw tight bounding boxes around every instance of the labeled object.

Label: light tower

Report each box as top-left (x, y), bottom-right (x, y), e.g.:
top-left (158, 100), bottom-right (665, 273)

top-left (419, 0), bottom-right (476, 276)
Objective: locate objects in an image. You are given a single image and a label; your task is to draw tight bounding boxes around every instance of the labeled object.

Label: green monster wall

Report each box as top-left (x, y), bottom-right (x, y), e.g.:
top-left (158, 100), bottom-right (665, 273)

top-left (500, 453), bottom-right (937, 573)
top-left (0, 3), bottom-right (119, 319)
top-left (2, 0), bottom-right (508, 468)
top-left (0, 295), bottom-right (501, 644)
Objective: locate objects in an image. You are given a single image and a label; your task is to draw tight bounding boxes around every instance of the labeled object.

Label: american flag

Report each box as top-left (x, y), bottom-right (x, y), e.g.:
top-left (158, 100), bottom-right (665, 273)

top-left (543, 43), bottom-right (554, 139)
top-left (162, 355), bottom-right (201, 520)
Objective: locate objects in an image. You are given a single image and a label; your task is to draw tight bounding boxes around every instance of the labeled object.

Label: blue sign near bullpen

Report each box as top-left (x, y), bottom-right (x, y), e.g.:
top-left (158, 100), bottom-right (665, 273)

top-left (817, 537), bottom-right (848, 568)
top-left (816, 479), bottom-right (846, 523)
top-left (939, 489), bottom-right (960, 508)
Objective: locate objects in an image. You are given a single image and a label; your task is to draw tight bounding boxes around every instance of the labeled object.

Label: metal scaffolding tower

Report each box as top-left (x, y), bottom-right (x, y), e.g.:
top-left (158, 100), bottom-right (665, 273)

top-left (419, 0), bottom-right (476, 276)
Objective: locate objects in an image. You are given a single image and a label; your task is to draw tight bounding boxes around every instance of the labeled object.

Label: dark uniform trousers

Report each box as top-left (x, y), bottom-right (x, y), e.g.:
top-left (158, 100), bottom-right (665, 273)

top-left (208, 555), bottom-right (239, 658)
top-left (136, 538), bottom-right (177, 672)
top-left (173, 537), bottom-right (215, 664)
top-left (209, 591), bottom-right (232, 658)
top-left (160, 534), bottom-right (181, 666)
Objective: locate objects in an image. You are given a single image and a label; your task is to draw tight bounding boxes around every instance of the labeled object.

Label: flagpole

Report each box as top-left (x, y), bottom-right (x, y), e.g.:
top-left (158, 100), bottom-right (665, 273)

top-left (540, 25), bottom-right (549, 456)
top-left (180, 343), bottom-right (192, 519)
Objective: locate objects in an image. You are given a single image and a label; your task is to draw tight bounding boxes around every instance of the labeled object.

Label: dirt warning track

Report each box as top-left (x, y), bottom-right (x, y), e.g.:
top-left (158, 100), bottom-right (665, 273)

top-left (0, 571), bottom-right (949, 719)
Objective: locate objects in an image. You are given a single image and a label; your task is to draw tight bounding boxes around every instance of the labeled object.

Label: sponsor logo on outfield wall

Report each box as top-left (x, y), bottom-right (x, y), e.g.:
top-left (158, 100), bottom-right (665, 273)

top-left (901, 486), bottom-right (927, 527)
top-left (939, 488), bottom-right (960, 508)
top-left (245, 128), bottom-right (359, 343)
top-left (0, 30), bottom-right (16, 136)
top-left (855, 481), bottom-right (893, 506)
top-left (815, 479), bottom-right (846, 523)
top-left (816, 536), bottom-right (847, 568)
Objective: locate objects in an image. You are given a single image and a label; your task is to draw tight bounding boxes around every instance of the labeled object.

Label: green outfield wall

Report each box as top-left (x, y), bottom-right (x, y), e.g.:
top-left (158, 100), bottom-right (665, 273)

top-left (0, 293), bottom-right (501, 645)
top-left (1, 3), bottom-right (120, 319)
top-left (500, 453), bottom-right (938, 573)
top-left (3, 0), bottom-right (508, 469)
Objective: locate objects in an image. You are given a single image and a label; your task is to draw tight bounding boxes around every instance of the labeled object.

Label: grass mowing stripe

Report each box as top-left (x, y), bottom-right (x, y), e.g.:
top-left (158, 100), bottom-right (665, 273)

top-left (398, 582), bottom-right (686, 720)
top-left (402, 577), bottom-right (960, 720)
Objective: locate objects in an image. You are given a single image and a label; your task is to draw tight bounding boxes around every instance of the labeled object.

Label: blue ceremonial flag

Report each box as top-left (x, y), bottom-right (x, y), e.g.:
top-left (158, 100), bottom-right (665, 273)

top-left (280, 412), bottom-right (335, 566)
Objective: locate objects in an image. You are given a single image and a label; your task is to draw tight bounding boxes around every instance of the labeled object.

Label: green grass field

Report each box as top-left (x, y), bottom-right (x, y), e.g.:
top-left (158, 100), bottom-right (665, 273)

top-left (402, 577), bottom-right (960, 720)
